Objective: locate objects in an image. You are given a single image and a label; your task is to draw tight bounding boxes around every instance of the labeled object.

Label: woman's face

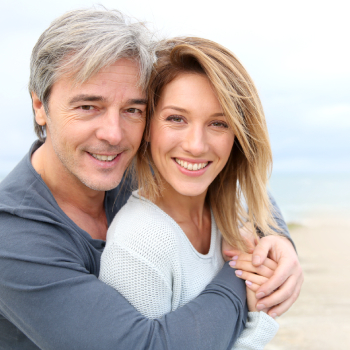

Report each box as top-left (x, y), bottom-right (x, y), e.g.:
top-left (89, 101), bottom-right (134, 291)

top-left (149, 73), bottom-right (235, 198)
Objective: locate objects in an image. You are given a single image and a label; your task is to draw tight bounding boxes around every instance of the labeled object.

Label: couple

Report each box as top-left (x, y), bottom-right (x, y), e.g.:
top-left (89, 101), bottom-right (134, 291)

top-left (0, 7), bottom-right (303, 350)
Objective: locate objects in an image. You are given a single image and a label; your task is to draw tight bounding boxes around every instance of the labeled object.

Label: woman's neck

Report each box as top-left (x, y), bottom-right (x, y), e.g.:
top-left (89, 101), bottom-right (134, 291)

top-left (153, 182), bottom-right (212, 254)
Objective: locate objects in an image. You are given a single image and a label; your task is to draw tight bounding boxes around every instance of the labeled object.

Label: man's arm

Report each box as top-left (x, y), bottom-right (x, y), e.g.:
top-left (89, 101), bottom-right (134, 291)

top-left (0, 213), bottom-right (246, 350)
top-left (233, 192), bottom-right (303, 317)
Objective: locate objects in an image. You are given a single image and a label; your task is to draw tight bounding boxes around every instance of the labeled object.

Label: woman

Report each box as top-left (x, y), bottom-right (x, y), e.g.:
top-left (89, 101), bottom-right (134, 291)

top-left (100, 37), bottom-right (280, 348)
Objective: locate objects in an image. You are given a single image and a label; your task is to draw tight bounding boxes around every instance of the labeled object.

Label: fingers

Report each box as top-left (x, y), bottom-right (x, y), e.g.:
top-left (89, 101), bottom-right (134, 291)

top-left (246, 286), bottom-right (257, 312)
top-left (235, 270), bottom-right (269, 286)
top-left (223, 249), bottom-right (241, 258)
top-left (230, 261), bottom-right (274, 278)
top-left (251, 237), bottom-right (274, 266)
top-left (265, 276), bottom-right (303, 317)
top-left (234, 253), bottom-right (277, 271)
top-left (255, 255), bottom-right (302, 298)
top-left (255, 274), bottom-right (300, 312)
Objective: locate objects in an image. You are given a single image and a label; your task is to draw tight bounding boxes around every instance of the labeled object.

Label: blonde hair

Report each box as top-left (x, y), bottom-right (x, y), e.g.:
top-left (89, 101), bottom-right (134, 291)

top-left (136, 37), bottom-right (279, 251)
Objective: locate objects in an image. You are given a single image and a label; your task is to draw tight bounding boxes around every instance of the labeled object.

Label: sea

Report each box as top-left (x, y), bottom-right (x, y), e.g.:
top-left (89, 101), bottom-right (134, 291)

top-left (269, 172), bottom-right (350, 224)
top-left (1, 170), bottom-right (349, 225)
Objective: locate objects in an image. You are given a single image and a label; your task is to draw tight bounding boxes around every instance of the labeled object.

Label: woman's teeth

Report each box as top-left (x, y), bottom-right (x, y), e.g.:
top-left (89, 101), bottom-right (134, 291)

top-left (91, 153), bottom-right (118, 162)
top-left (175, 158), bottom-right (208, 171)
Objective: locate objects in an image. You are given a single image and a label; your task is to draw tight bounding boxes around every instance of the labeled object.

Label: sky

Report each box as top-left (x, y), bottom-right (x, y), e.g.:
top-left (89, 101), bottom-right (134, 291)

top-left (1, 0), bottom-right (349, 178)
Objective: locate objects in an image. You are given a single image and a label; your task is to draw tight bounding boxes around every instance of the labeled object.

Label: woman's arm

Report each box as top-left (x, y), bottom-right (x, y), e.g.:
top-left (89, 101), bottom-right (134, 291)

top-left (99, 240), bottom-right (174, 319)
top-left (225, 192), bottom-right (303, 317)
top-left (233, 255), bottom-right (279, 350)
top-left (236, 236), bottom-right (303, 317)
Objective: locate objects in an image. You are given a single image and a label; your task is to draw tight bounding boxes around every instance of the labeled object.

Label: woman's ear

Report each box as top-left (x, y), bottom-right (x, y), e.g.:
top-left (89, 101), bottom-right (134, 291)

top-left (31, 92), bottom-right (47, 126)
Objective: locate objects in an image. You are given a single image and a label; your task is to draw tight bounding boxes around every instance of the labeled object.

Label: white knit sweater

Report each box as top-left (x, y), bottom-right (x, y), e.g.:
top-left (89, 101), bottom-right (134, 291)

top-left (99, 191), bottom-right (278, 349)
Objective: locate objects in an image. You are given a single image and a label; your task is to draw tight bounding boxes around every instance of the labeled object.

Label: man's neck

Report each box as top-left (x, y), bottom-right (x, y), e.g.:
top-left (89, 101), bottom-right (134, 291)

top-left (31, 143), bottom-right (108, 240)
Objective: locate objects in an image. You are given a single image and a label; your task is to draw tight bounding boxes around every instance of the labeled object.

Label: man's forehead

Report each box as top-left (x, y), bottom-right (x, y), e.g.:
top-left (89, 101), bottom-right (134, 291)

top-left (82, 59), bottom-right (142, 85)
top-left (57, 58), bottom-right (142, 88)
top-left (53, 58), bottom-right (146, 99)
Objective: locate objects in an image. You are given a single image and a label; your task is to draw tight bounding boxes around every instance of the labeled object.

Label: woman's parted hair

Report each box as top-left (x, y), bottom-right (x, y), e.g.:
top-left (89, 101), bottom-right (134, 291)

top-left (29, 6), bottom-right (155, 141)
top-left (136, 37), bottom-right (279, 251)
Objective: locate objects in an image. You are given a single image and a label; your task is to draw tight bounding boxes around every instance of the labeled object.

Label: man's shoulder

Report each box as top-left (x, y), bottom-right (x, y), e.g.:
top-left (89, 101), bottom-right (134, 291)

top-left (0, 141), bottom-right (47, 213)
top-left (0, 145), bottom-right (96, 266)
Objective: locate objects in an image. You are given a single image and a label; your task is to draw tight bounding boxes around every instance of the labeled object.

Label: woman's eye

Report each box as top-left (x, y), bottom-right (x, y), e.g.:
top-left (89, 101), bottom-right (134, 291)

top-left (167, 115), bottom-right (184, 123)
top-left (211, 121), bottom-right (228, 128)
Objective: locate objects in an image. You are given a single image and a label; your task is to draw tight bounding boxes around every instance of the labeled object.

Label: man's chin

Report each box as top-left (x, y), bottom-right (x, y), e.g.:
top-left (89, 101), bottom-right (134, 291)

top-left (79, 176), bottom-right (122, 192)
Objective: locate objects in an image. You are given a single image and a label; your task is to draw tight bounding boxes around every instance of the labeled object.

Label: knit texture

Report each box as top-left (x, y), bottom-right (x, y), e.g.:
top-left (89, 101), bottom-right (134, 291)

top-left (99, 191), bottom-right (278, 348)
top-left (234, 312), bottom-right (279, 349)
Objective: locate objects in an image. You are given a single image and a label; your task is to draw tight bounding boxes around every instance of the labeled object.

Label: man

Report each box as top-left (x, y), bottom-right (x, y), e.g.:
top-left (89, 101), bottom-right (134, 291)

top-left (0, 7), bottom-right (303, 349)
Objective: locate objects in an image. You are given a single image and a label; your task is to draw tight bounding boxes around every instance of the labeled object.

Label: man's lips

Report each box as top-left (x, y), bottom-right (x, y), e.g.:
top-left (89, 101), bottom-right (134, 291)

top-left (89, 153), bottom-right (119, 162)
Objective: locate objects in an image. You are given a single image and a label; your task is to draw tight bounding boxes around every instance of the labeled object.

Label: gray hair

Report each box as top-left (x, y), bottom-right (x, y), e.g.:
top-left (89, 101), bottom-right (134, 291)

top-left (29, 6), bottom-right (155, 141)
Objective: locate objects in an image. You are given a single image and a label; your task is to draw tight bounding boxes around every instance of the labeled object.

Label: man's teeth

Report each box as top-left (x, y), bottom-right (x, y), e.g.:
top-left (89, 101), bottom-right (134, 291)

top-left (91, 153), bottom-right (118, 162)
top-left (175, 158), bottom-right (208, 171)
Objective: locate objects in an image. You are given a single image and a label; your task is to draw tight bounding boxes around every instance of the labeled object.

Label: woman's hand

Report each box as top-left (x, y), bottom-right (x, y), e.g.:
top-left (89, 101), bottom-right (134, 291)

top-left (230, 253), bottom-right (277, 292)
top-left (234, 236), bottom-right (303, 318)
top-left (236, 253), bottom-right (276, 314)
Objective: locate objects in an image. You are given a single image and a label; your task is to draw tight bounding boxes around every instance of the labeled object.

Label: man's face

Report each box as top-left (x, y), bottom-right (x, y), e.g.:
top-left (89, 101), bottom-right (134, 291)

top-left (38, 59), bottom-right (146, 191)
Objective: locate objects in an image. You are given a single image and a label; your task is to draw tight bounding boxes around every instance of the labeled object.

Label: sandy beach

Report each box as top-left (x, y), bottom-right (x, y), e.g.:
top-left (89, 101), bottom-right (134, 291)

top-left (265, 214), bottom-right (350, 350)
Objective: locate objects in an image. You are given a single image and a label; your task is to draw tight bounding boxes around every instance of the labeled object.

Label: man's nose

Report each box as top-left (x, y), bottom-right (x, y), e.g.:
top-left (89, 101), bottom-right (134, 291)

top-left (182, 126), bottom-right (209, 156)
top-left (95, 110), bottom-right (123, 145)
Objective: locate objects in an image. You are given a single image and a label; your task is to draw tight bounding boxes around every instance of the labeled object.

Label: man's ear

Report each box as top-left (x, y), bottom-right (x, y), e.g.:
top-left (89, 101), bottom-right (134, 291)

top-left (31, 92), bottom-right (47, 126)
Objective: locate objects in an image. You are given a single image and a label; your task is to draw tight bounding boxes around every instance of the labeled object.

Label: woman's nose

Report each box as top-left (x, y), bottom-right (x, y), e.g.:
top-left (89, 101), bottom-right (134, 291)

top-left (182, 127), bottom-right (209, 156)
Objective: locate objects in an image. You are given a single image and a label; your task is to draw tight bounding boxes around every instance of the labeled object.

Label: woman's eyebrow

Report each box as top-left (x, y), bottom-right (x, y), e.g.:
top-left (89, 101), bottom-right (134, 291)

top-left (211, 112), bottom-right (225, 117)
top-left (161, 105), bottom-right (187, 113)
top-left (162, 105), bottom-right (225, 117)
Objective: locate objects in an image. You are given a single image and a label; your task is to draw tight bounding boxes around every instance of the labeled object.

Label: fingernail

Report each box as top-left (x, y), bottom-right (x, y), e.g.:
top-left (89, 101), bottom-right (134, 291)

top-left (253, 255), bottom-right (261, 265)
top-left (235, 270), bottom-right (242, 276)
top-left (229, 260), bottom-right (236, 267)
top-left (270, 313), bottom-right (277, 319)
top-left (256, 292), bottom-right (265, 299)
top-left (256, 303), bottom-right (265, 311)
top-left (232, 255), bottom-right (239, 260)
top-left (245, 280), bottom-right (252, 286)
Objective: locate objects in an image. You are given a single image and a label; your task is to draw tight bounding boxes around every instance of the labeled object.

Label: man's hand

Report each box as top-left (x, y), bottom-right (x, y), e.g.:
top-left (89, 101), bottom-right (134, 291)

top-left (233, 235), bottom-right (303, 318)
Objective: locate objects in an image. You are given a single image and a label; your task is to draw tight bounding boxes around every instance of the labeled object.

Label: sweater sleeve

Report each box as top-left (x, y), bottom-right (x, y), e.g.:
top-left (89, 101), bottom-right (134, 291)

top-left (267, 191), bottom-right (297, 251)
top-left (99, 240), bottom-right (174, 319)
top-left (233, 312), bottom-right (279, 350)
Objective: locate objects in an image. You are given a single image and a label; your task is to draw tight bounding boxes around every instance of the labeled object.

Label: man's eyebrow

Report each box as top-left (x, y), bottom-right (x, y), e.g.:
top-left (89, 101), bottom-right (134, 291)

top-left (69, 95), bottom-right (106, 104)
top-left (126, 99), bottom-right (147, 105)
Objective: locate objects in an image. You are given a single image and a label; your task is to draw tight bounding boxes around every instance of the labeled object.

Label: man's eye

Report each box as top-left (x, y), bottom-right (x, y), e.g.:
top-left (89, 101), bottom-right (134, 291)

top-left (126, 108), bottom-right (142, 114)
top-left (167, 115), bottom-right (184, 123)
top-left (80, 105), bottom-right (95, 111)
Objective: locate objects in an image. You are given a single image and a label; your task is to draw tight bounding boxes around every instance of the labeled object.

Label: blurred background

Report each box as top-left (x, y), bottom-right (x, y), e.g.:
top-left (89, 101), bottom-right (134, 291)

top-left (1, 1), bottom-right (349, 348)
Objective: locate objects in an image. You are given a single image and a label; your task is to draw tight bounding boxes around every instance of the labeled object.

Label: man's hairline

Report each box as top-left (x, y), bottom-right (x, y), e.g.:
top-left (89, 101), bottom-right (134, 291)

top-left (40, 56), bottom-right (147, 112)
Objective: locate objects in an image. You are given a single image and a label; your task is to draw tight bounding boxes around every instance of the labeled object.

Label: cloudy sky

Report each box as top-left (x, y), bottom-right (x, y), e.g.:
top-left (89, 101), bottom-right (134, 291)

top-left (1, 0), bottom-right (349, 177)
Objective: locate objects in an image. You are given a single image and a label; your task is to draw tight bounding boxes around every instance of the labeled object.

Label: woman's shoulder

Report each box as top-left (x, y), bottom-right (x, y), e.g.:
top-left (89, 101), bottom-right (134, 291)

top-left (106, 191), bottom-right (180, 255)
